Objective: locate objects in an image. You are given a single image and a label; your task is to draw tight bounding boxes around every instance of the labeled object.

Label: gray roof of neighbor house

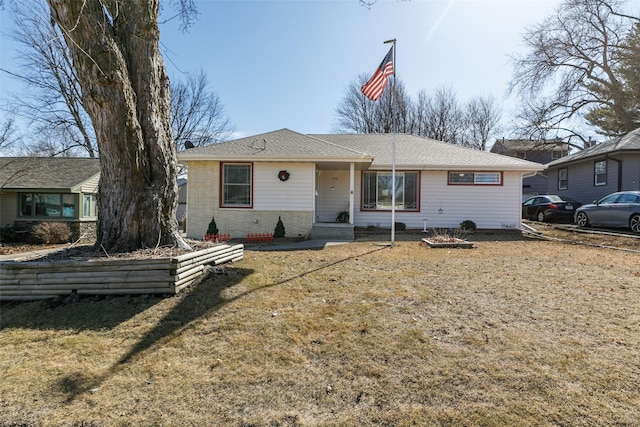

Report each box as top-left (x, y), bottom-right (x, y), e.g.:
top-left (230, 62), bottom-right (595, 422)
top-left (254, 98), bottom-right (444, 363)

top-left (178, 129), bottom-right (544, 172)
top-left (490, 138), bottom-right (569, 153)
top-left (546, 128), bottom-right (640, 167)
top-left (0, 157), bottom-right (100, 191)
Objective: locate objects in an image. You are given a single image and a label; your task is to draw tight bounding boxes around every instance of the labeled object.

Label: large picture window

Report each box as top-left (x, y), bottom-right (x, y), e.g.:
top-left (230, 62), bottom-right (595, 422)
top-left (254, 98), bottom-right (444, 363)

top-left (18, 193), bottom-right (77, 218)
top-left (448, 172), bottom-right (502, 185)
top-left (222, 163), bottom-right (252, 207)
top-left (362, 171), bottom-right (419, 211)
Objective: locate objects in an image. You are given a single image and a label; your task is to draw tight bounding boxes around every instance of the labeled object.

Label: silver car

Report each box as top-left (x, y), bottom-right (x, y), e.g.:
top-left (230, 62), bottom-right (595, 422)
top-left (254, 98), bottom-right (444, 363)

top-left (574, 191), bottom-right (640, 234)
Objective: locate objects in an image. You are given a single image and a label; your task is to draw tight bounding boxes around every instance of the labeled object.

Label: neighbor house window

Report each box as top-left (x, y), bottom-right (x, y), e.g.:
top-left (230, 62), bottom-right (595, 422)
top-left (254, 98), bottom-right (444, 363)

top-left (221, 163), bottom-right (252, 207)
top-left (83, 194), bottom-right (97, 217)
top-left (594, 160), bottom-right (607, 186)
top-left (362, 171), bottom-right (419, 211)
top-left (448, 172), bottom-right (502, 185)
top-left (18, 193), bottom-right (77, 218)
top-left (558, 168), bottom-right (568, 190)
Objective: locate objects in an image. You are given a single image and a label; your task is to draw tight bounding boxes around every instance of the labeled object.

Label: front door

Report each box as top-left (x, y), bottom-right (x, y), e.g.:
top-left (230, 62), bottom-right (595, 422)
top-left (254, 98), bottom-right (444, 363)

top-left (316, 170), bottom-right (351, 223)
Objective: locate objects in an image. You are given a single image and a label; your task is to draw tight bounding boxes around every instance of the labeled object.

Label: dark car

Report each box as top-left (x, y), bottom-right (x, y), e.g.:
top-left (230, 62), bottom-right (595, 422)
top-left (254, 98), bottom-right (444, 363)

top-left (522, 195), bottom-right (581, 222)
top-left (574, 191), bottom-right (640, 234)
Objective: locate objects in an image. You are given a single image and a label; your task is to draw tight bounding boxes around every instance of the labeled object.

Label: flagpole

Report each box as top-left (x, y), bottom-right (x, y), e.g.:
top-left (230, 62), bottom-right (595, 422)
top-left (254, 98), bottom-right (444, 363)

top-left (384, 38), bottom-right (396, 246)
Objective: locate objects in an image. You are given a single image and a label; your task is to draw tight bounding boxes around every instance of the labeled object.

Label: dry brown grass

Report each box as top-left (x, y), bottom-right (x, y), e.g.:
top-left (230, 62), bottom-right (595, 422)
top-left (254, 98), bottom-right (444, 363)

top-left (1, 232), bottom-right (639, 426)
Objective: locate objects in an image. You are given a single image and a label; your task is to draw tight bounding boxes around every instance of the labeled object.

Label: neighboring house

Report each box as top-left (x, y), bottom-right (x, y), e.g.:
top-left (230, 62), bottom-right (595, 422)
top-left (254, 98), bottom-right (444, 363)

top-left (545, 128), bottom-right (640, 205)
top-left (177, 177), bottom-right (187, 229)
top-left (491, 138), bottom-right (570, 199)
top-left (178, 129), bottom-right (544, 240)
top-left (0, 157), bottom-right (100, 242)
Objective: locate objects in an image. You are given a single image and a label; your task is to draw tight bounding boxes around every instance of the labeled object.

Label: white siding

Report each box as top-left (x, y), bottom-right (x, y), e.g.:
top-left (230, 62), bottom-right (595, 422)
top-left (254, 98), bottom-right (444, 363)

top-left (352, 171), bottom-right (523, 230)
top-left (185, 161), bottom-right (315, 239)
top-left (80, 174), bottom-right (100, 194)
top-left (253, 163), bottom-right (314, 210)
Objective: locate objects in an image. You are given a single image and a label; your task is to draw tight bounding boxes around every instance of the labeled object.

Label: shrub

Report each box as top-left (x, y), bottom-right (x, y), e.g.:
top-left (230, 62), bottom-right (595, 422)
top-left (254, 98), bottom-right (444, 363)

top-left (335, 211), bottom-right (349, 223)
top-left (459, 220), bottom-right (477, 232)
top-left (0, 225), bottom-right (15, 242)
top-left (32, 222), bottom-right (71, 244)
top-left (274, 216), bottom-right (285, 238)
top-left (395, 222), bottom-right (406, 231)
top-left (206, 216), bottom-right (219, 235)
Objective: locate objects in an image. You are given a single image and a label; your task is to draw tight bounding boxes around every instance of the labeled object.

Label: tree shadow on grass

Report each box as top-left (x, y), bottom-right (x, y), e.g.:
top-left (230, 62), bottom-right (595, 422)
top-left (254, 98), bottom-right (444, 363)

top-left (42, 245), bottom-right (388, 403)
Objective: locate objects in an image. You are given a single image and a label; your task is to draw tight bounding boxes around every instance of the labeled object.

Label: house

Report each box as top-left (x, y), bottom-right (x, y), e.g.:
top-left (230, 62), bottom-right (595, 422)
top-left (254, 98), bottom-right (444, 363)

top-left (177, 177), bottom-right (187, 228)
top-left (490, 138), bottom-right (570, 199)
top-left (0, 157), bottom-right (100, 242)
top-left (545, 128), bottom-right (640, 204)
top-left (178, 129), bottom-right (544, 240)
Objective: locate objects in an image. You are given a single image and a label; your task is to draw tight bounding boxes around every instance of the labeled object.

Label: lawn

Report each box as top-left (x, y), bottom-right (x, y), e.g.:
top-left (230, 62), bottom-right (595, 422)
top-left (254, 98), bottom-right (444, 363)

top-left (1, 234), bottom-right (639, 426)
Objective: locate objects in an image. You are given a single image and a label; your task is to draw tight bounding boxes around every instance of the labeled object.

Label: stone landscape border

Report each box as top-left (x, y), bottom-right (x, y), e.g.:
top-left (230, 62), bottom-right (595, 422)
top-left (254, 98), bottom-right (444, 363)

top-left (0, 244), bottom-right (244, 301)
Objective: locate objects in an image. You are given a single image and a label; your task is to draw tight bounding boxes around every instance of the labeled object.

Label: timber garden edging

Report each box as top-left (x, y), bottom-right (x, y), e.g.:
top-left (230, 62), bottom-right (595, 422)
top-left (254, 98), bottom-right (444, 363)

top-left (0, 244), bottom-right (244, 301)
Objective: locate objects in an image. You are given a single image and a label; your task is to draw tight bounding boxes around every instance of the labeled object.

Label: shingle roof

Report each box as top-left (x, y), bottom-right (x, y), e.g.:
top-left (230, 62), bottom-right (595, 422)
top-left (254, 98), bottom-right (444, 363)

top-left (0, 157), bottom-right (100, 191)
top-left (312, 133), bottom-right (543, 170)
top-left (179, 129), bottom-right (543, 172)
top-left (546, 128), bottom-right (640, 167)
top-left (490, 139), bottom-right (569, 153)
top-left (178, 129), bottom-right (373, 163)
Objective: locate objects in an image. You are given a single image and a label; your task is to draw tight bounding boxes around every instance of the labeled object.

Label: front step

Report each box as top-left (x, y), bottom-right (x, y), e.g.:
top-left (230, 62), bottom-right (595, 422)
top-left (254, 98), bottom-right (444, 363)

top-left (311, 223), bottom-right (354, 240)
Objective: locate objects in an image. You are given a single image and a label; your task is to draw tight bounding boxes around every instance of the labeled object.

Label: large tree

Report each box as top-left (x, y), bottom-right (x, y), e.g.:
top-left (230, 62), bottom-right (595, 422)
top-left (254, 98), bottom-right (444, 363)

top-left (335, 79), bottom-right (501, 150)
top-left (334, 74), bottom-right (412, 134)
top-left (171, 69), bottom-right (235, 148)
top-left (465, 95), bottom-right (502, 151)
top-left (3, 2), bottom-right (97, 157)
top-left (412, 86), bottom-right (467, 145)
top-left (46, 0), bottom-right (195, 252)
top-left (509, 0), bottom-right (640, 139)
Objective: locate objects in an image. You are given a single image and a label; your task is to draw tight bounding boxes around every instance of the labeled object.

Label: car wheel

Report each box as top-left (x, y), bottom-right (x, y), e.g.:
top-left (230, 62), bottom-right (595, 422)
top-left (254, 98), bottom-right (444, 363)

top-left (536, 211), bottom-right (546, 222)
top-left (630, 214), bottom-right (640, 234)
top-left (576, 212), bottom-right (590, 228)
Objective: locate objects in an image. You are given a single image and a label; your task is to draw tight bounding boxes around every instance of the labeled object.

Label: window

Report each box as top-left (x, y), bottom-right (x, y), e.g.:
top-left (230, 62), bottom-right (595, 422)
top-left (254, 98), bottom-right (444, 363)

top-left (448, 172), bottom-right (502, 185)
top-left (18, 193), bottom-right (77, 218)
top-left (222, 163), bottom-right (252, 207)
top-left (83, 194), bottom-right (97, 217)
top-left (558, 168), bottom-right (568, 190)
top-left (362, 171), bottom-right (419, 211)
top-left (594, 160), bottom-right (607, 186)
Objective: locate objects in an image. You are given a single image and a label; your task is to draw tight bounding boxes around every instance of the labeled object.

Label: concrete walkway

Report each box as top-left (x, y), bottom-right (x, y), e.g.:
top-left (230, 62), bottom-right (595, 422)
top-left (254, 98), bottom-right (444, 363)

top-left (0, 247), bottom-right (66, 262)
top-left (243, 239), bottom-right (352, 251)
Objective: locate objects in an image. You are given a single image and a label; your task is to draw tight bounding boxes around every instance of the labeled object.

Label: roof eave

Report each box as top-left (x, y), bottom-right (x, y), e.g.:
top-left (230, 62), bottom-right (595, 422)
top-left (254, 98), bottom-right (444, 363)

top-left (370, 164), bottom-right (546, 172)
top-left (179, 154), bottom-right (374, 163)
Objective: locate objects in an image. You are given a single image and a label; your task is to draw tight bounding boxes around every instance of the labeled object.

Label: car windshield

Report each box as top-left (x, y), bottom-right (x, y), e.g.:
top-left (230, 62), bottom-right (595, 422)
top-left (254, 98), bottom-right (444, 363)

top-left (546, 195), bottom-right (564, 202)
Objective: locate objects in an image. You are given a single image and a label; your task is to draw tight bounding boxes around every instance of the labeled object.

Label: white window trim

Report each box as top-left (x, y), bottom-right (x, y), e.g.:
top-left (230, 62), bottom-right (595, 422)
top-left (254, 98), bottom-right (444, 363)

top-left (558, 168), bottom-right (568, 190)
top-left (221, 163), bottom-right (253, 208)
top-left (448, 171), bottom-right (502, 185)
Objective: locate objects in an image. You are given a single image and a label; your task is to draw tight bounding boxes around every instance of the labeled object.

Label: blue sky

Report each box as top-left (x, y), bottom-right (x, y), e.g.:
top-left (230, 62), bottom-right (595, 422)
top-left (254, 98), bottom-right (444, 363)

top-left (1, 0), bottom-right (565, 140)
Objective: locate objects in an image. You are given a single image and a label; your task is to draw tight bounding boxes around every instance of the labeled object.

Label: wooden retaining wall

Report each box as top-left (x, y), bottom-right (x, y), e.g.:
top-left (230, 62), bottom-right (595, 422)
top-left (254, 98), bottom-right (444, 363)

top-left (0, 244), bottom-right (244, 301)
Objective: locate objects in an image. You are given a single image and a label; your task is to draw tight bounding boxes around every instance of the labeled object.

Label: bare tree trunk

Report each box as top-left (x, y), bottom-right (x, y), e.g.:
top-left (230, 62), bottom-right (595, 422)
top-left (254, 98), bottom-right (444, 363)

top-left (47, 0), bottom-right (189, 252)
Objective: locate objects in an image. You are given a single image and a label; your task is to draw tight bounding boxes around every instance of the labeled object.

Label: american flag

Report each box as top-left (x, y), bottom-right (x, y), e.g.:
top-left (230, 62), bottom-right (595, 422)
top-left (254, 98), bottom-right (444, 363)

top-left (361, 46), bottom-right (394, 101)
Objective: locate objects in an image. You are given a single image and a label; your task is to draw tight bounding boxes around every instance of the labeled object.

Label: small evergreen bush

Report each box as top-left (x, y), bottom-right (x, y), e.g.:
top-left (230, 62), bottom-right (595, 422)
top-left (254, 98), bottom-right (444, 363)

top-left (395, 222), bottom-right (406, 231)
top-left (274, 216), bottom-right (286, 238)
top-left (206, 216), bottom-right (219, 235)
